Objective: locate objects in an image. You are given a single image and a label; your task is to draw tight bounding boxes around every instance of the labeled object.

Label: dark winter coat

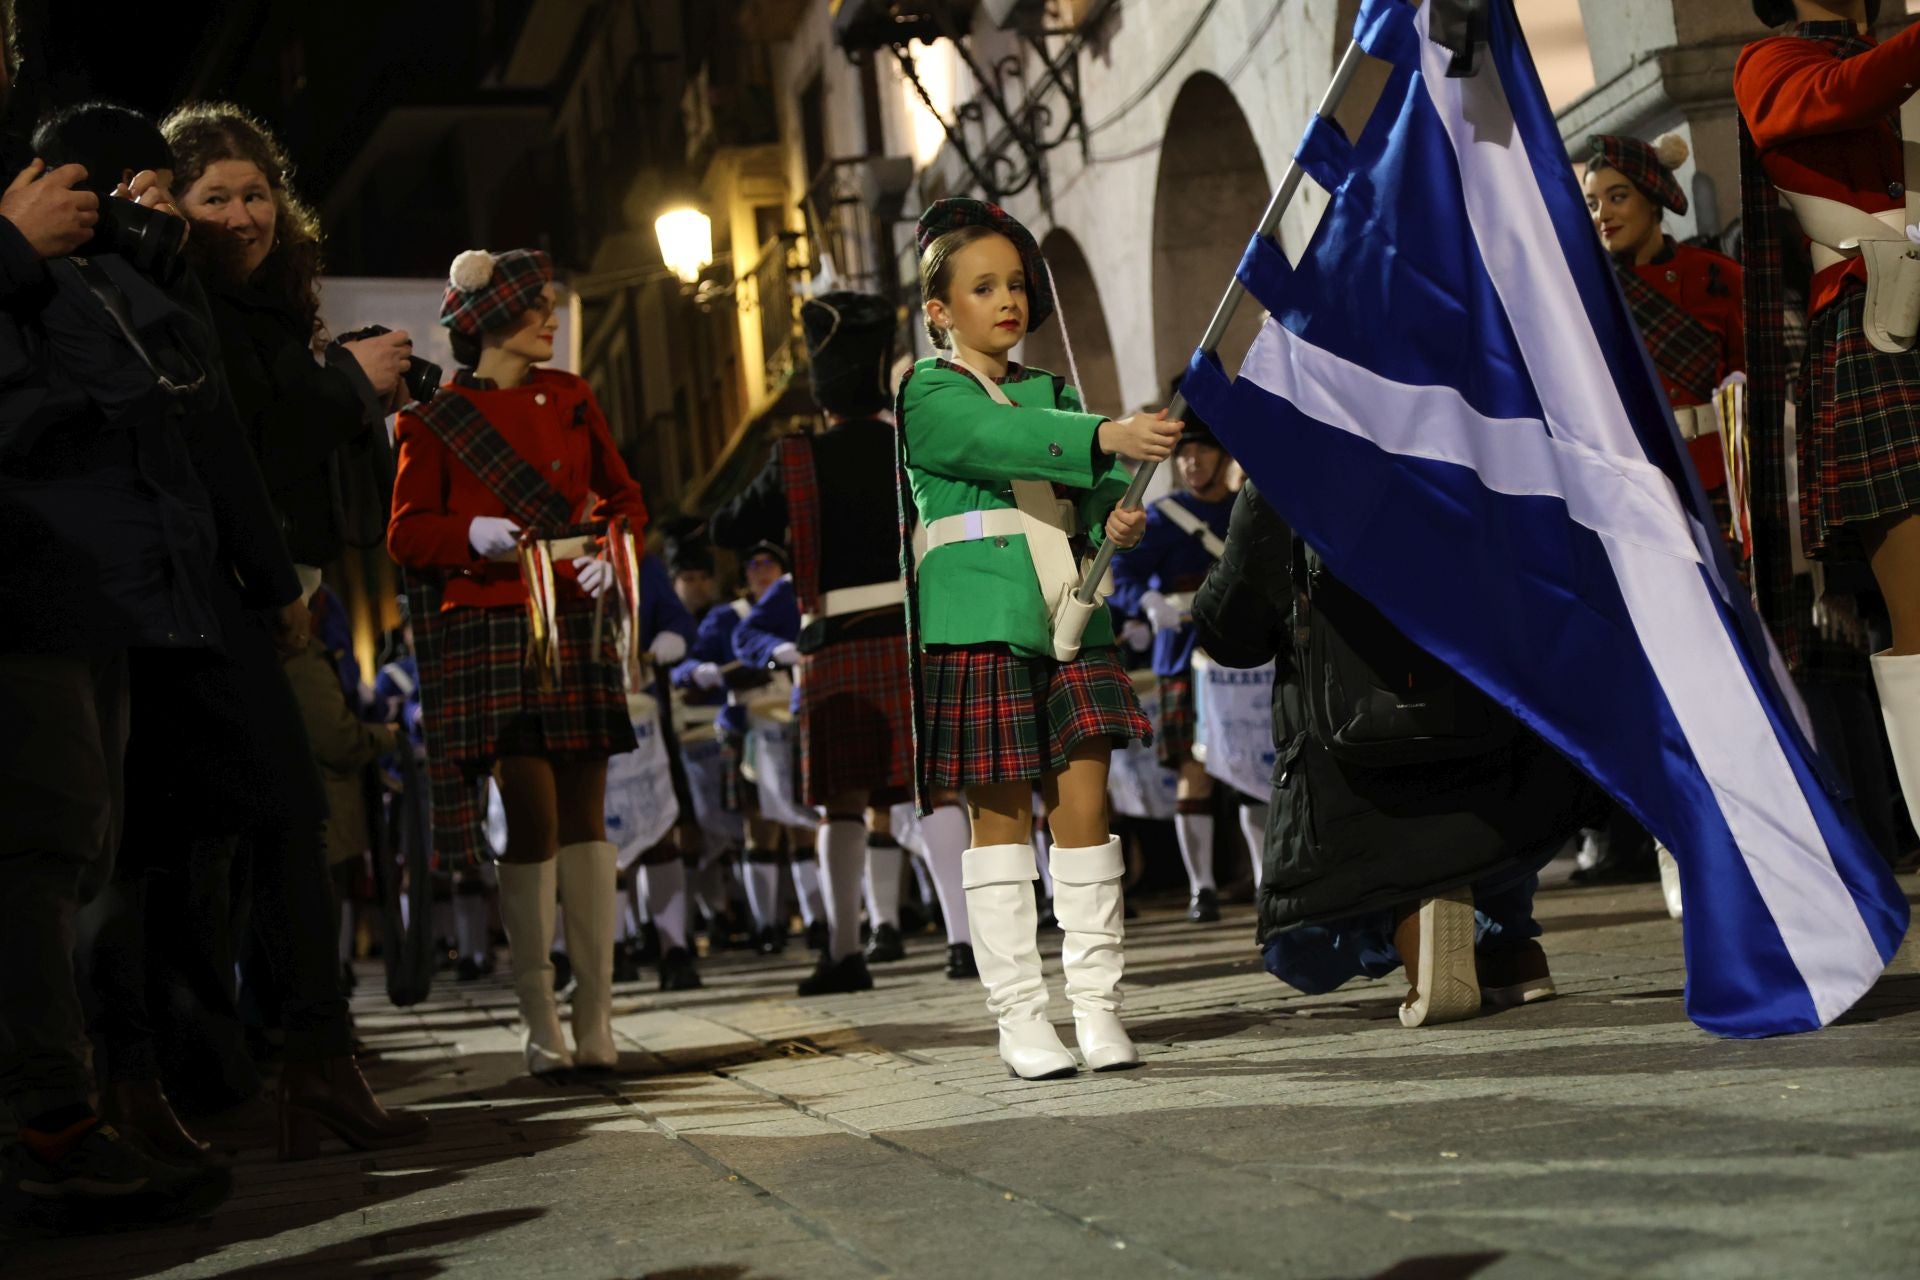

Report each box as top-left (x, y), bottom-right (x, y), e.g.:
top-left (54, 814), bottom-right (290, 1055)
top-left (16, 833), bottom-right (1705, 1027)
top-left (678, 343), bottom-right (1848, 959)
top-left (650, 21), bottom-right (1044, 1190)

top-left (201, 276), bottom-right (390, 568)
top-left (0, 139), bottom-right (300, 655)
top-left (1191, 482), bottom-right (1602, 939)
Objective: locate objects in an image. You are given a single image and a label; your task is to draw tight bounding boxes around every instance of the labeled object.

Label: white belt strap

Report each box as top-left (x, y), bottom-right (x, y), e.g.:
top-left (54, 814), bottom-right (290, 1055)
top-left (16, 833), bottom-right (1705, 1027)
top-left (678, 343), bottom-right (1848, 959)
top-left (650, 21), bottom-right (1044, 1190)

top-left (1152, 496), bottom-right (1226, 560)
top-left (1673, 402), bottom-right (1718, 443)
top-left (802, 579), bottom-right (907, 626)
top-left (943, 358), bottom-right (1091, 628)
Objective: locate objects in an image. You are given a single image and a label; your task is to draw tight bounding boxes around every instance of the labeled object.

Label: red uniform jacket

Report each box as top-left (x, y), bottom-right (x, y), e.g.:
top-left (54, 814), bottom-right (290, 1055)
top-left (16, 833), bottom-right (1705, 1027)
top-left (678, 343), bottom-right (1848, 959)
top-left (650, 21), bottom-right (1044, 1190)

top-left (1628, 240), bottom-right (1745, 489)
top-left (388, 368), bottom-right (648, 612)
top-left (1736, 22), bottom-right (1920, 321)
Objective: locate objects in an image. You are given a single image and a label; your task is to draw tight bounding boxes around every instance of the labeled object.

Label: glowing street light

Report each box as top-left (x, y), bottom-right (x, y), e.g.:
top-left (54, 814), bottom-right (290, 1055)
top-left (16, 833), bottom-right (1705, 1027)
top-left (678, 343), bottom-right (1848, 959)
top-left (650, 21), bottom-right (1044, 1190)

top-left (655, 207), bottom-right (714, 285)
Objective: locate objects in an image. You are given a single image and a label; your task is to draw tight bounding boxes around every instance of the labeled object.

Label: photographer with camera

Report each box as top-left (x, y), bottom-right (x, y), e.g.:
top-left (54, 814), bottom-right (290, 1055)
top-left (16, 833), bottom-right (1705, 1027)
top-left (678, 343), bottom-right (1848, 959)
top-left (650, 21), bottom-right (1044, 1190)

top-left (0, 54), bottom-right (259, 1236)
top-left (24, 102), bottom-right (433, 1171)
top-left (163, 102), bottom-right (421, 601)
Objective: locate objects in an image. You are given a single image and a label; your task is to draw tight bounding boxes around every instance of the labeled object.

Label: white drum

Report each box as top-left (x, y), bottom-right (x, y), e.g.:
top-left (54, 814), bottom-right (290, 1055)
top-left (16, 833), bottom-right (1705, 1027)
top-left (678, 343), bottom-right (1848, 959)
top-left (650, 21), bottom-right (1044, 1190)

top-left (748, 711), bottom-right (822, 831)
top-left (604, 691), bottom-right (682, 870)
top-left (1108, 670), bottom-right (1179, 820)
top-left (1193, 654), bottom-right (1278, 803)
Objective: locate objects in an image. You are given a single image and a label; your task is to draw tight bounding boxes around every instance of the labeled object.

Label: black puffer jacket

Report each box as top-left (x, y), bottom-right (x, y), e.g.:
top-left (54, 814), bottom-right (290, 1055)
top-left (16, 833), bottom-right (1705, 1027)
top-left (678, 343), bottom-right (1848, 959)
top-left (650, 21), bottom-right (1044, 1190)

top-left (1192, 482), bottom-right (1602, 939)
top-left (200, 277), bottom-right (389, 567)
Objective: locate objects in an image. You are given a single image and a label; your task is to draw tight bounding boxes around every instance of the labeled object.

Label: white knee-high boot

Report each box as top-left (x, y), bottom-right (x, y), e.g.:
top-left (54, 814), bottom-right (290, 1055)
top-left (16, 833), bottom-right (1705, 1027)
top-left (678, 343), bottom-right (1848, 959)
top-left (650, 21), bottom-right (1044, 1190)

top-left (1872, 650), bottom-right (1920, 838)
top-left (963, 844), bottom-right (1077, 1079)
top-left (1050, 837), bottom-right (1139, 1071)
top-left (496, 860), bottom-right (573, 1076)
top-left (556, 840), bottom-right (619, 1070)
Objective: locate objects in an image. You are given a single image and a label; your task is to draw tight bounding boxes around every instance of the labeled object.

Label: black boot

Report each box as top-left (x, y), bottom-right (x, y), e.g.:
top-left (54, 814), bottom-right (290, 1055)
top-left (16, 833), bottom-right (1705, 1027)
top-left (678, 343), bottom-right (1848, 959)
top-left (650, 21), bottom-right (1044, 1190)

top-left (944, 942), bottom-right (979, 980)
top-left (1188, 887), bottom-right (1221, 923)
top-left (658, 947), bottom-right (703, 991)
top-left (865, 923), bottom-right (906, 964)
top-left (754, 925), bottom-right (787, 955)
top-left (796, 952), bottom-right (873, 997)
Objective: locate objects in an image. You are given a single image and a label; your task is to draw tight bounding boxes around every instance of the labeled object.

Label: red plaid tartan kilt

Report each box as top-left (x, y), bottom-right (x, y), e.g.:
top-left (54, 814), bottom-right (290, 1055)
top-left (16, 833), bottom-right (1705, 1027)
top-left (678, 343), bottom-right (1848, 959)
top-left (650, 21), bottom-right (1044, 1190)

top-left (920, 645), bottom-right (1151, 790)
top-left (1155, 671), bottom-right (1198, 768)
top-left (1800, 285), bottom-right (1920, 559)
top-left (434, 603), bottom-right (635, 772)
top-left (800, 635), bottom-right (914, 806)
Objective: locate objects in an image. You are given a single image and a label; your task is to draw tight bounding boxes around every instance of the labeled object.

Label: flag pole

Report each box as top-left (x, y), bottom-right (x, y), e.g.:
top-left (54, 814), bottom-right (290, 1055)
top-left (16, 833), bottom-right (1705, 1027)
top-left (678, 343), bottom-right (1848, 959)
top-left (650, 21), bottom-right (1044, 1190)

top-left (1053, 35), bottom-right (1372, 660)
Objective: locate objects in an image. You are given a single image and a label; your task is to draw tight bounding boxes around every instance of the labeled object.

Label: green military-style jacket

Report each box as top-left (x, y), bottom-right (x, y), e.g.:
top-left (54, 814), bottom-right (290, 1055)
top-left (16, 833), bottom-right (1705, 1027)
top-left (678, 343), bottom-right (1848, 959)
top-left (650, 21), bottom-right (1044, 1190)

top-left (898, 357), bottom-right (1129, 658)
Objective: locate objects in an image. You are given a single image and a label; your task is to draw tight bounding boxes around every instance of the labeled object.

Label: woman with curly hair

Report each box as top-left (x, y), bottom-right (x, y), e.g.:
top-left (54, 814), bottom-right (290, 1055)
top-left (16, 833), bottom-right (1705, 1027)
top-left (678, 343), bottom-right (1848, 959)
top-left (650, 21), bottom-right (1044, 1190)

top-left (162, 102), bottom-right (415, 595)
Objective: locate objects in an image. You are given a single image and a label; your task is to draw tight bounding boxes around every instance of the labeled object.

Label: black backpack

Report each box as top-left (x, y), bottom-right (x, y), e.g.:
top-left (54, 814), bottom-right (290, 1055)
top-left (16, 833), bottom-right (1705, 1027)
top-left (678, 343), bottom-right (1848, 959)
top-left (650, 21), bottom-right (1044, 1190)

top-left (1292, 539), bottom-right (1514, 767)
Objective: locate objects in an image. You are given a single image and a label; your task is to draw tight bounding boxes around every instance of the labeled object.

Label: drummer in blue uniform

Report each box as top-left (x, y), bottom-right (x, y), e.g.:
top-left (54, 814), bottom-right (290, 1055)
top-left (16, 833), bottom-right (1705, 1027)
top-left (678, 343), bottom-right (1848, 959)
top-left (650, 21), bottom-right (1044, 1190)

top-left (1110, 401), bottom-right (1238, 923)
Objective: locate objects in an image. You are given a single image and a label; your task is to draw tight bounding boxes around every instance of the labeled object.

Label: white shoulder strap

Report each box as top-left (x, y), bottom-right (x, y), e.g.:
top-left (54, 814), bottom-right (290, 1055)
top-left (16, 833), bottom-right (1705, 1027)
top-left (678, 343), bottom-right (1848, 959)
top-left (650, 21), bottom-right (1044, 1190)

top-left (730, 598), bottom-right (751, 620)
top-left (1153, 496), bottom-right (1227, 560)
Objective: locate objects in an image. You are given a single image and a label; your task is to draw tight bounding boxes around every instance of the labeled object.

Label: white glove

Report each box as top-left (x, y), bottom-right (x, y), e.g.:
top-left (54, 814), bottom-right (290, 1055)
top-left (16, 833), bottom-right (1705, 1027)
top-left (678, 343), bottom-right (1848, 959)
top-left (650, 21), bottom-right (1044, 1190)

top-left (1121, 618), bottom-right (1153, 653)
top-left (770, 642), bottom-right (802, 668)
top-left (692, 662), bottom-right (725, 690)
top-left (572, 555), bottom-right (615, 599)
top-left (468, 516), bottom-right (521, 559)
top-left (649, 631), bottom-right (688, 666)
top-left (1141, 590), bottom-right (1185, 633)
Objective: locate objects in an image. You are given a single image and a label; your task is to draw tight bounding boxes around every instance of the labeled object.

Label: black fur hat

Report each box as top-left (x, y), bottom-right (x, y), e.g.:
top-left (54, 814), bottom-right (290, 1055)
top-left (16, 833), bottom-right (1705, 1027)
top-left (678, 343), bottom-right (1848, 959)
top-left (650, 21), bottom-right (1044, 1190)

top-left (1755, 0), bottom-right (1878, 24)
top-left (802, 290), bottom-right (895, 416)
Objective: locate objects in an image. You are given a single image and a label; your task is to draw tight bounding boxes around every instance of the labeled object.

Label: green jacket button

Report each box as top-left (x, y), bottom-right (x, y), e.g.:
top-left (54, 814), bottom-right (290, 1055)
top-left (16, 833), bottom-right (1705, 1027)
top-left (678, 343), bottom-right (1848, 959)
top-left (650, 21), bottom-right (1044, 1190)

top-left (994, 536), bottom-right (1009, 548)
top-left (1048, 442), bottom-right (1063, 456)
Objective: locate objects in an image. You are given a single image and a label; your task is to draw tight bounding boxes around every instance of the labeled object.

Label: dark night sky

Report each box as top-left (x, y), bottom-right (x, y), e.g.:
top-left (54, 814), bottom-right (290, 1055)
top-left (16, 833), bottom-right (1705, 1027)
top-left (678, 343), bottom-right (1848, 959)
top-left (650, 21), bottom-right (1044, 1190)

top-left (5, 1), bottom-right (522, 207)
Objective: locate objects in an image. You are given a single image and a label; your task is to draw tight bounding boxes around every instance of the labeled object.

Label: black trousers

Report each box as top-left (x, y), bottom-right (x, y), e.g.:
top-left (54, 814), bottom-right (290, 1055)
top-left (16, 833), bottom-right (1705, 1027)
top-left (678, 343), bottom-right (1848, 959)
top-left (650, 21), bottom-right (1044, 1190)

top-left (0, 651), bottom-right (128, 1124)
top-left (80, 585), bottom-right (349, 1085)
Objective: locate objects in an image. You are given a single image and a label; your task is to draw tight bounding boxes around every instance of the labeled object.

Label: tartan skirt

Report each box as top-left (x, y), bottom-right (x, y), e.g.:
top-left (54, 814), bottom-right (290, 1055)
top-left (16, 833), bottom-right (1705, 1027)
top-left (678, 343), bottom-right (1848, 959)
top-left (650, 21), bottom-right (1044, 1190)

top-left (801, 635), bottom-right (914, 807)
top-left (1799, 286), bottom-right (1920, 559)
top-left (920, 644), bottom-right (1152, 790)
top-left (1156, 671), bottom-right (1198, 768)
top-left (435, 604), bottom-right (635, 777)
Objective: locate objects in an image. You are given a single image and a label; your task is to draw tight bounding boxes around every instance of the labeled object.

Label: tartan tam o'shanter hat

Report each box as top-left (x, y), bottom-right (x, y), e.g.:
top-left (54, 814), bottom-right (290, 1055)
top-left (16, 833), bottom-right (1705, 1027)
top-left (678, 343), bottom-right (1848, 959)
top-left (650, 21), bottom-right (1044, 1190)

top-left (440, 249), bottom-right (555, 336)
top-left (1584, 133), bottom-right (1690, 217)
top-left (914, 198), bottom-right (1055, 332)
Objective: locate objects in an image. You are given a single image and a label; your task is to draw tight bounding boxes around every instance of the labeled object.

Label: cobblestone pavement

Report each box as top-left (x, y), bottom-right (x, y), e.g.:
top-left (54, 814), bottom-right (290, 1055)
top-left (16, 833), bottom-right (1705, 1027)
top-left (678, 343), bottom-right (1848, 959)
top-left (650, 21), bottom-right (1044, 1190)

top-left (17, 870), bottom-right (1920, 1280)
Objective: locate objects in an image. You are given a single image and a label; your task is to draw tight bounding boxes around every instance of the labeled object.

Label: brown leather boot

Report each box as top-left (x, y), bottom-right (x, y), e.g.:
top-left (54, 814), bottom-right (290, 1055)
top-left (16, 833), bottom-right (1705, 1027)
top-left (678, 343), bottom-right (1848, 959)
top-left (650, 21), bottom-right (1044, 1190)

top-left (103, 1078), bottom-right (215, 1165)
top-left (277, 1056), bottom-right (432, 1161)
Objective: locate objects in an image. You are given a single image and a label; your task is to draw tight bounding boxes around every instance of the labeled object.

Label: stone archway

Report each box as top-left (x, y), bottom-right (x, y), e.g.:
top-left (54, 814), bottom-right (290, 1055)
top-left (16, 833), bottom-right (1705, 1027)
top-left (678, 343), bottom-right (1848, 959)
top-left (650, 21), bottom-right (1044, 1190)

top-left (1023, 228), bottom-right (1123, 417)
top-left (1151, 72), bottom-right (1273, 391)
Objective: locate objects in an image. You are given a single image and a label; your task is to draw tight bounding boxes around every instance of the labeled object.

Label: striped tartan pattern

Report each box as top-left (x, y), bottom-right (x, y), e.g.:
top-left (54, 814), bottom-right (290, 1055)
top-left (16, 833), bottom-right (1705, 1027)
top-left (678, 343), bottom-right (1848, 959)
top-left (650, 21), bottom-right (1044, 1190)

top-left (777, 435), bottom-right (822, 611)
top-left (1799, 288), bottom-right (1920, 560)
top-left (1155, 671), bottom-right (1198, 768)
top-left (1619, 268), bottom-right (1721, 405)
top-left (919, 646), bottom-right (1151, 790)
top-left (435, 605), bottom-right (634, 765)
top-left (440, 249), bottom-right (553, 337)
top-left (800, 634), bottom-right (915, 805)
top-left (408, 386), bottom-right (588, 865)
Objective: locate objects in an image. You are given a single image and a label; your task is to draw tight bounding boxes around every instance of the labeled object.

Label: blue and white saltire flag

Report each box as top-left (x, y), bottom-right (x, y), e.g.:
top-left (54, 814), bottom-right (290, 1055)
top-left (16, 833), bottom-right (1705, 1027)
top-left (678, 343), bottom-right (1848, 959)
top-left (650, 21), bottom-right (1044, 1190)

top-left (1180, 0), bottom-right (1909, 1037)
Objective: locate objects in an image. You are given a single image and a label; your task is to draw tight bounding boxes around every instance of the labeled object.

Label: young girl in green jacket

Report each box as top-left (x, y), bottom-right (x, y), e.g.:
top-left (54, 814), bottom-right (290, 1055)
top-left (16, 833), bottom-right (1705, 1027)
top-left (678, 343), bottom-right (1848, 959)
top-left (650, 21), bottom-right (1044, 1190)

top-left (899, 199), bottom-right (1181, 1079)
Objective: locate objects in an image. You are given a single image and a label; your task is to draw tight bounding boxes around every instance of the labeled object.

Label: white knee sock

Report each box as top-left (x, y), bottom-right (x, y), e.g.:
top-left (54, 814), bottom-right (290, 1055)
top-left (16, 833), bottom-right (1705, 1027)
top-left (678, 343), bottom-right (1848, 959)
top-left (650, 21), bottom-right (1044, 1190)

top-left (614, 888), bottom-right (637, 941)
top-left (1176, 812), bottom-right (1217, 893)
top-left (817, 819), bottom-right (868, 961)
top-left (744, 859), bottom-right (784, 932)
top-left (1238, 803), bottom-right (1268, 893)
top-left (792, 857), bottom-right (823, 927)
top-left (642, 861), bottom-right (691, 952)
top-left (919, 804), bottom-right (971, 946)
top-left (1033, 826), bottom-right (1054, 899)
top-left (865, 839), bottom-right (904, 930)
top-left (909, 851), bottom-right (937, 912)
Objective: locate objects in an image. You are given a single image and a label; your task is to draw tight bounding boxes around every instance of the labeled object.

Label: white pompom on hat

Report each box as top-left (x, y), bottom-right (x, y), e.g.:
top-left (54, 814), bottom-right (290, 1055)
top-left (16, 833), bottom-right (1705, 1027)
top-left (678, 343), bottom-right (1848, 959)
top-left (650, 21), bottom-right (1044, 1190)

top-left (1653, 133), bottom-right (1690, 172)
top-left (449, 249), bottom-right (496, 292)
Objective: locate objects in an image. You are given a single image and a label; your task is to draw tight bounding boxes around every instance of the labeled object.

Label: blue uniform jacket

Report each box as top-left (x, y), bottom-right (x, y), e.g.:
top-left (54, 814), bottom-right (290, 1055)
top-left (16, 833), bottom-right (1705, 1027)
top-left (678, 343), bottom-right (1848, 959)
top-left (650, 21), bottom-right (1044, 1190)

top-left (732, 577), bottom-right (802, 715)
top-left (640, 554), bottom-right (697, 649)
top-left (1110, 491), bottom-right (1236, 677)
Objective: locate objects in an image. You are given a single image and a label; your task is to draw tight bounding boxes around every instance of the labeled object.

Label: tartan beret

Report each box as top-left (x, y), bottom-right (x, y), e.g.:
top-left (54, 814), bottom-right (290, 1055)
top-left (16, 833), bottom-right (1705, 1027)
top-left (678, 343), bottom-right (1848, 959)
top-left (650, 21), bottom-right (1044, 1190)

top-left (915, 198), bottom-right (1056, 332)
top-left (439, 248), bottom-right (554, 337)
top-left (1584, 134), bottom-right (1688, 216)
top-left (802, 290), bottom-right (896, 415)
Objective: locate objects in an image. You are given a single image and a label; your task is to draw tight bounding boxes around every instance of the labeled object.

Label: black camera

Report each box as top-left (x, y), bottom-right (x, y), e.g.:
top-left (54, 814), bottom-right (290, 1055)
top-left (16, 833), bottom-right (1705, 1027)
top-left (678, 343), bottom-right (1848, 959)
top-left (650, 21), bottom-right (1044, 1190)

top-left (336, 324), bottom-right (443, 406)
top-left (89, 197), bottom-right (189, 286)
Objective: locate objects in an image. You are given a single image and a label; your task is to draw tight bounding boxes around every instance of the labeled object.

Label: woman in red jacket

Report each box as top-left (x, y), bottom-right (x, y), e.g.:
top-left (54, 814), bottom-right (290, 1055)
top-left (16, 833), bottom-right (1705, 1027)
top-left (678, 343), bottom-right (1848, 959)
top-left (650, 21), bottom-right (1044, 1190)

top-left (389, 249), bottom-right (647, 1076)
top-left (1738, 0), bottom-right (1920, 845)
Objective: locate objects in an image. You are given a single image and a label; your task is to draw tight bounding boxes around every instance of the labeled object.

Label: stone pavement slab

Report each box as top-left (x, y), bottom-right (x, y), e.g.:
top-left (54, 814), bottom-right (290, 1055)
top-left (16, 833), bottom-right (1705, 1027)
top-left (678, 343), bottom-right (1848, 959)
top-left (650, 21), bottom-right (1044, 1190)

top-left (9, 873), bottom-right (1918, 1278)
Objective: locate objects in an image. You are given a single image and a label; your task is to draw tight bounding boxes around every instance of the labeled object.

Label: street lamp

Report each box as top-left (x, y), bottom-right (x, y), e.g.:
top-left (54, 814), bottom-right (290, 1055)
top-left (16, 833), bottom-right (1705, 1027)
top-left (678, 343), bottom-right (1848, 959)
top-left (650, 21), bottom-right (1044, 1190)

top-left (655, 207), bottom-right (714, 285)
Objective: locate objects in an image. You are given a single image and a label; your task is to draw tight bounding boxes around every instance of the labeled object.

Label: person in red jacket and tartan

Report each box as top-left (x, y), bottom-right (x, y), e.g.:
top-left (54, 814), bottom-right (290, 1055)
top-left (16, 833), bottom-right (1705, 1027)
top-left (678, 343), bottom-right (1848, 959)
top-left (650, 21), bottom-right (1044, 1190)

top-left (1738, 0), bottom-right (1920, 846)
top-left (388, 249), bottom-right (648, 1077)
